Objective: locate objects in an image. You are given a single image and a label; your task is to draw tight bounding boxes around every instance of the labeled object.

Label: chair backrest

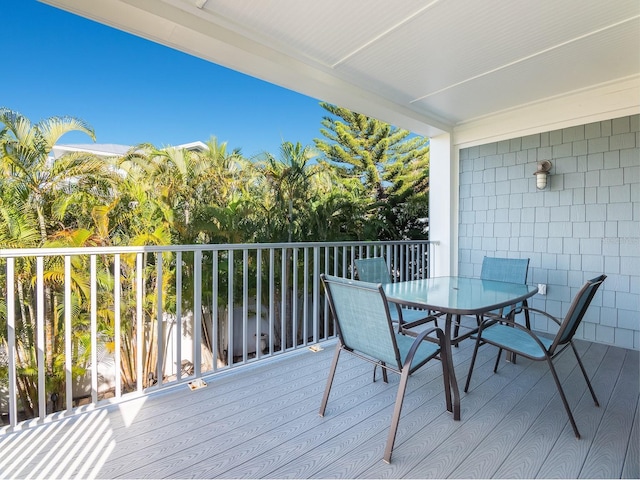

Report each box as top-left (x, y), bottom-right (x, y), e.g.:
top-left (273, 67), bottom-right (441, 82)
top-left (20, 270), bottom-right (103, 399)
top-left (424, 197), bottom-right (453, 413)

top-left (320, 274), bottom-right (401, 368)
top-left (481, 257), bottom-right (529, 314)
top-left (481, 256), bottom-right (529, 284)
top-left (552, 275), bottom-right (607, 350)
top-left (355, 257), bottom-right (392, 284)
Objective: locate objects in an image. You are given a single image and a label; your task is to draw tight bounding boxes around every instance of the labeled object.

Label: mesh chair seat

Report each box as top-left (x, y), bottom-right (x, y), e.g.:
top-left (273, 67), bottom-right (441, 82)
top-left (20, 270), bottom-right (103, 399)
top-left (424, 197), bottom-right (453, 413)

top-left (479, 323), bottom-right (554, 359)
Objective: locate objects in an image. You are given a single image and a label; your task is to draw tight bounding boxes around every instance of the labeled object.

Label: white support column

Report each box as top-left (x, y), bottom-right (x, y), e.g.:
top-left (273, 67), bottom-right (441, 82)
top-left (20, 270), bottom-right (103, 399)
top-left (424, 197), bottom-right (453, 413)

top-left (429, 132), bottom-right (459, 276)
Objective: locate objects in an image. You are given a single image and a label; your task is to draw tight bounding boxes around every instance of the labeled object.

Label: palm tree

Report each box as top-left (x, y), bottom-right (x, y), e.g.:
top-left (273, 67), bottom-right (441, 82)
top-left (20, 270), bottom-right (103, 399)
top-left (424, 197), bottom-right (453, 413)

top-left (0, 107), bottom-right (114, 244)
top-left (259, 141), bottom-right (319, 242)
top-left (0, 108), bottom-right (116, 415)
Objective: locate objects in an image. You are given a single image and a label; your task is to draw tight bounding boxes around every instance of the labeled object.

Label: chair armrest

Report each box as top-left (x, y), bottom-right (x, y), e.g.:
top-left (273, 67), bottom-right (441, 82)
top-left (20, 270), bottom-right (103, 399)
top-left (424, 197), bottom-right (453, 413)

top-left (508, 306), bottom-right (562, 327)
top-left (402, 315), bottom-right (441, 331)
top-left (403, 326), bottom-right (445, 371)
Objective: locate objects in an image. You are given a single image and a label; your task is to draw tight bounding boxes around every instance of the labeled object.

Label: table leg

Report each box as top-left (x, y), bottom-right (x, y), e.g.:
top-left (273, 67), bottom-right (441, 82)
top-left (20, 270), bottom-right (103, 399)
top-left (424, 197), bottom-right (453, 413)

top-left (445, 313), bottom-right (460, 420)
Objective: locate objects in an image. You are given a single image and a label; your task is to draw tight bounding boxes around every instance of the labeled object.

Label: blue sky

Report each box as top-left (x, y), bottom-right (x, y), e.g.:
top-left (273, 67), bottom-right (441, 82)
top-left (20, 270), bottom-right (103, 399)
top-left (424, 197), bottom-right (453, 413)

top-left (3, 1), bottom-right (326, 158)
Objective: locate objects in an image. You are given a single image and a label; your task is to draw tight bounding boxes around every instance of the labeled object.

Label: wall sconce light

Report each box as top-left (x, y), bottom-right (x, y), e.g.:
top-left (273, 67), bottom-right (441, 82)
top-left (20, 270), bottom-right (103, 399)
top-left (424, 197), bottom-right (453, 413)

top-left (533, 160), bottom-right (552, 190)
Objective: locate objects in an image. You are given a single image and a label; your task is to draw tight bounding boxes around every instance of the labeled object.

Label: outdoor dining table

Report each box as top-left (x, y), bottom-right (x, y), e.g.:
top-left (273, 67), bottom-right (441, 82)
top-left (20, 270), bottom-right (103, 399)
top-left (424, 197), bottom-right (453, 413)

top-left (383, 276), bottom-right (538, 421)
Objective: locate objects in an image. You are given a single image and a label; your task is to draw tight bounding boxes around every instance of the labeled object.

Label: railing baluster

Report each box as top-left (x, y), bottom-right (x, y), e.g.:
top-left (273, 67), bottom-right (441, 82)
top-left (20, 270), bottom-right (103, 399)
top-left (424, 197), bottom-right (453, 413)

top-left (212, 251), bottom-right (219, 372)
top-left (176, 251), bottom-right (183, 381)
top-left (136, 252), bottom-right (143, 392)
top-left (6, 258), bottom-right (17, 426)
top-left (90, 254), bottom-right (98, 404)
top-left (280, 247), bottom-right (286, 353)
top-left (242, 249), bottom-right (249, 363)
top-left (36, 256), bottom-right (45, 419)
top-left (269, 248), bottom-right (275, 355)
top-left (303, 247), bottom-right (309, 346)
top-left (256, 248), bottom-right (262, 359)
top-left (193, 250), bottom-right (202, 377)
top-left (156, 253), bottom-right (164, 387)
top-left (227, 249), bottom-right (234, 366)
top-left (292, 248), bottom-right (299, 349)
top-left (64, 255), bottom-right (73, 411)
top-left (313, 246), bottom-right (320, 344)
top-left (114, 254), bottom-right (122, 398)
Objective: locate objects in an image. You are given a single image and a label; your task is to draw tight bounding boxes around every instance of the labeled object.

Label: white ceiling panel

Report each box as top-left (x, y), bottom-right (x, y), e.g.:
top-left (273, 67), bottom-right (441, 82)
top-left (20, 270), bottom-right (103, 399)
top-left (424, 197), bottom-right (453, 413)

top-left (416, 18), bottom-right (640, 122)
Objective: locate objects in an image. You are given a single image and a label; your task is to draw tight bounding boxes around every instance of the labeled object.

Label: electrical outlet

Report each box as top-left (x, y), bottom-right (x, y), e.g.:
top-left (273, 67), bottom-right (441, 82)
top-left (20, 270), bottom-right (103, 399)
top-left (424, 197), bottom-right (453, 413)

top-left (538, 284), bottom-right (547, 295)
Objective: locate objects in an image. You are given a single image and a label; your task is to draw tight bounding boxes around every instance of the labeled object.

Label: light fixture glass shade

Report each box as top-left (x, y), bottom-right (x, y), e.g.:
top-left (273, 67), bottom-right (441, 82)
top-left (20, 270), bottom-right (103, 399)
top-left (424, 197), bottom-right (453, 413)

top-left (533, 160), bottom-right (552, 190)
top-left (536, 172), bottom-right (548, 189)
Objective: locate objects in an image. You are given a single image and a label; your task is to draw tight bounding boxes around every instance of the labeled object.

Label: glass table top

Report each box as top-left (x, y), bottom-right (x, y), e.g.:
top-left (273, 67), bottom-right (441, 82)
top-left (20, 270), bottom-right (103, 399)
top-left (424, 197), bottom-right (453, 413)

top-left (382, 276), bottom-right (538, 315)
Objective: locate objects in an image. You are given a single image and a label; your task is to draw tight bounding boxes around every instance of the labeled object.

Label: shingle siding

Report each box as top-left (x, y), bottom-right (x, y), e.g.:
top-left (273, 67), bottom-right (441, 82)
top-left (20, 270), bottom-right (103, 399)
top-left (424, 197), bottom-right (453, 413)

top-left (458, 114), bottom-right (640, 349)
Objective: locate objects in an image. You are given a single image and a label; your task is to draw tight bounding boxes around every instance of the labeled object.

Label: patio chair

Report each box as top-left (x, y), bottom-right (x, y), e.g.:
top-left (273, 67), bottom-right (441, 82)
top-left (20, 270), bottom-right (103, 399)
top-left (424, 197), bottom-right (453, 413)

top-left (454, 256), bottom-right (530, 341)
top-left (319, 274), bottom-right (452, 463)
top-left (355, 257), bottom-right (439, 332)
top-left (464, 275), bottom-right (606, 438)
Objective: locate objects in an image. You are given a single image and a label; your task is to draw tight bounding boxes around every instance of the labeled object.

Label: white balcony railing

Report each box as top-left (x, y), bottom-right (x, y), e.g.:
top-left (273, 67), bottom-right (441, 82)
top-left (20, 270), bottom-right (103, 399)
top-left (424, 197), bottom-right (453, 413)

top-left (0, 240), bottom-right (435, 429)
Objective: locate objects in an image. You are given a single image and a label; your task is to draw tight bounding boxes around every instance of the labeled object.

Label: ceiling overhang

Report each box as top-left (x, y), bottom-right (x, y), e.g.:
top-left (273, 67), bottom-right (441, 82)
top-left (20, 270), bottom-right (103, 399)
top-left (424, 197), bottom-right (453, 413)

top-left (41, 0), bottom-right (640, 143)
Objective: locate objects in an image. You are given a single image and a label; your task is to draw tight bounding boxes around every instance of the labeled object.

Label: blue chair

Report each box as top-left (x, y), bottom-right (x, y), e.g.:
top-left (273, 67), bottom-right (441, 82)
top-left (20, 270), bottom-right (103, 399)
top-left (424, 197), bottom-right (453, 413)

top-left (454, 256), bottom-right (530, 342)
top-left (355, 257), bottom-right (439, 332)
top-left (319, 274), bottom-right (453, 463)
top-left (480, 256), bottom-right (531, 322)
top-left (464, 275), bottom-right (606, 438)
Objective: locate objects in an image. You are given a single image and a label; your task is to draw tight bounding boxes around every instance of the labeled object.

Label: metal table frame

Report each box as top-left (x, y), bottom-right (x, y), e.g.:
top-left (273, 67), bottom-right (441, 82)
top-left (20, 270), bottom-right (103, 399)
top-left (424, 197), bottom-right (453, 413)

top-left (383, 276), bottom-right (538, 420)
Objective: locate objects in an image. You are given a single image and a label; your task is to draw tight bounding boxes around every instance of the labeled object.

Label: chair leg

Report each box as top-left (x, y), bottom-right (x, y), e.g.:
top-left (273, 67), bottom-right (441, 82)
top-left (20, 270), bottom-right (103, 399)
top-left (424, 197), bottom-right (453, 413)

top-left (463, 339), bottom-right (478, 394)
top-left (319, 344), bottom-right (341, 416)
top-left (381, 362), bottom-right (389, 383)
top-left (493, 348), bottom-right (503, 373)
top-left (547, 356), bottom-right (581, 438)
top-left (453, 315), bottom-right (461, 347)
top-left (523, 299), bottom-right (531, 329)
top-left (384, 368), bottom-right (411, 464)
top-left (571, 342), bottom-right (599, 407)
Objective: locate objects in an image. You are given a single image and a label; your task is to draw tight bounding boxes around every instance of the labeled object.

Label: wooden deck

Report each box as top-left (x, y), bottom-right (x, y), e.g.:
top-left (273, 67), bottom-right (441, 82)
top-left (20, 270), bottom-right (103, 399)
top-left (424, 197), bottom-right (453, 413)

top-left (1, 337), bottom-right (638, 479)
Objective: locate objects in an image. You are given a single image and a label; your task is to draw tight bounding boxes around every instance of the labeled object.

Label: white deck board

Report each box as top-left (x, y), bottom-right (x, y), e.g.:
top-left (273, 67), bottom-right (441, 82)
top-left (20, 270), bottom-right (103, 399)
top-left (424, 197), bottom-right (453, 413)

top-left (0, 339), bottom-right (637, 479)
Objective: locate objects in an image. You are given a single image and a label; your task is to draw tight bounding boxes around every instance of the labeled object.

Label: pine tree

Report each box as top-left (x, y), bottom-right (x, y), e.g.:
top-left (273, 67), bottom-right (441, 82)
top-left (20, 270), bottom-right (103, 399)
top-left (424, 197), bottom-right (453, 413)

top-left (314, 102), bottom-right (430, 239)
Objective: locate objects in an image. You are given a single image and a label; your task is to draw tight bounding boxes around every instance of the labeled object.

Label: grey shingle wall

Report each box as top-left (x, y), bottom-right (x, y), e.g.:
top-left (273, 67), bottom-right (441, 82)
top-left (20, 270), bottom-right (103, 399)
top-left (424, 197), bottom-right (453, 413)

top-left (458, 114), bottom-right (640, 349)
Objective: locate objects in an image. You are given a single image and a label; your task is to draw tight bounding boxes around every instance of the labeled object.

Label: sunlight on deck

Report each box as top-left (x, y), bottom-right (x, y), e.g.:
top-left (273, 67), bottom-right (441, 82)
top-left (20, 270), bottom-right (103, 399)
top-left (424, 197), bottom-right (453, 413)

top-left (0, 409), bottom-right (115, 478)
